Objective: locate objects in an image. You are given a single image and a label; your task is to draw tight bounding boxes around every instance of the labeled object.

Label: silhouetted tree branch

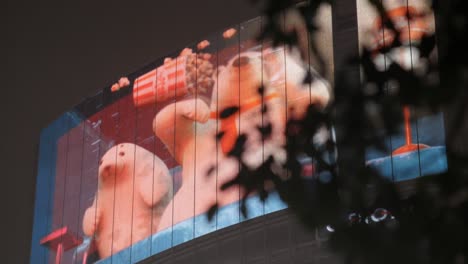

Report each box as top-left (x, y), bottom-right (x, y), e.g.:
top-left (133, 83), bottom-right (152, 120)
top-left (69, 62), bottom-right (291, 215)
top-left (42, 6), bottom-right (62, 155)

top-left (209, 0), bottom-right (468, 263)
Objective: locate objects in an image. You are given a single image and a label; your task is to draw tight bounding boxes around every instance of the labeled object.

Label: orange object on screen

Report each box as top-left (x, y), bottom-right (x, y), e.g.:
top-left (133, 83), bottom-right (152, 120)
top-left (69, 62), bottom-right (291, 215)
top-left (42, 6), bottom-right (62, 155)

top-left (223, 28), bottom-right (237, 39)
top-left (111, 83), bottom-right (120, 92)
top-left (197, 40), bottom-right (210, 50)
top-left (110, 77), bottom-right (130, 92)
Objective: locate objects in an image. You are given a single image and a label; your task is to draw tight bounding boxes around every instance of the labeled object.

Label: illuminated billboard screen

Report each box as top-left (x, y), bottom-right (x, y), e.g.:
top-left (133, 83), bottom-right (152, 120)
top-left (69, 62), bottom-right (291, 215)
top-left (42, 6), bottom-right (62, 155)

top-left (356, 0), bottom-right (448, 181)
top-left (31, 9), bottom-right (335, 263)
top-left (30, 1), bottom-right (448, 263)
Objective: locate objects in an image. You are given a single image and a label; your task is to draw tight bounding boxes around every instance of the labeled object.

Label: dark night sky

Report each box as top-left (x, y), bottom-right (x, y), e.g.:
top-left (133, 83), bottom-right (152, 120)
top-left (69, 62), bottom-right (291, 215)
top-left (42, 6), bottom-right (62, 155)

top-left (5, 1), bottom-right (259, 262)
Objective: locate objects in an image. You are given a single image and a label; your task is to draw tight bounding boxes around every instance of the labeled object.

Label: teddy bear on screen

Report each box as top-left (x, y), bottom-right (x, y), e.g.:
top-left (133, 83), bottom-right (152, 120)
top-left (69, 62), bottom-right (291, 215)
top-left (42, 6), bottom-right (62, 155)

top-left (82, 143), bottom-right (172, 259)
top-left (152, 47), bottom-right (330, 232)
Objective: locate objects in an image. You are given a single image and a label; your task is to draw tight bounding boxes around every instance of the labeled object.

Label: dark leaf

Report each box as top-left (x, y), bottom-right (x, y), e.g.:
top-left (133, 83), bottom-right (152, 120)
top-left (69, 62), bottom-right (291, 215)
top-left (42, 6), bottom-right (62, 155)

top-left (240, 200), bottom-right (248, 218)
top-left (227, 134), bottom-right (247, 158)
top-left (220, 107), bottom-right (239, 119)
top-left (257, 123), bottom-right (273, 139)
top-left (206, 203), bottom-right (219, 221)
top-left (418, 34), bottom-right (436, 58)
top-left (303, 70), bottom-right (313, 85)
top-left (206, 165), bottom-right (216, 178)
top-left (216, 131), bottom-right (226, 141)
top-left (257, 85), bottom-right (265, 95)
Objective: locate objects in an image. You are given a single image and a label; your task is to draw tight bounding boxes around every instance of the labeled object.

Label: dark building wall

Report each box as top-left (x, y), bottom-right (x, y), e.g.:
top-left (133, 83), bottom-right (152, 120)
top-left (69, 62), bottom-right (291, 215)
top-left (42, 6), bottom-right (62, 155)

top-left (140, 210), bottom-right (341, 264)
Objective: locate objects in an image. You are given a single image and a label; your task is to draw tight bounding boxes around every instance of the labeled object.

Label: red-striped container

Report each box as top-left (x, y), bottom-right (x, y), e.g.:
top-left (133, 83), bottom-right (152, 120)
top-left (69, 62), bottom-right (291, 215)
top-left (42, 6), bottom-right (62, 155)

top-left (133, 56), bottom-right (189, 107)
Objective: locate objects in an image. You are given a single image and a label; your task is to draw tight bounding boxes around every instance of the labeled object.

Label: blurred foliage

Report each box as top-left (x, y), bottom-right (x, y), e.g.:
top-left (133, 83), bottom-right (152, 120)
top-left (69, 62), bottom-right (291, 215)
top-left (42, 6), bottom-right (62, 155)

top-left (207, 0), bottom-right (468, 263)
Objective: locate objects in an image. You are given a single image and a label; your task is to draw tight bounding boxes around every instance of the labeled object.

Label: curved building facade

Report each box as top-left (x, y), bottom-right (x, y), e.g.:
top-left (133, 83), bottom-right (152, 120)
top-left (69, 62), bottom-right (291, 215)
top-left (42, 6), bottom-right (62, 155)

top-left (30, 1), bottom-right (447, 263)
